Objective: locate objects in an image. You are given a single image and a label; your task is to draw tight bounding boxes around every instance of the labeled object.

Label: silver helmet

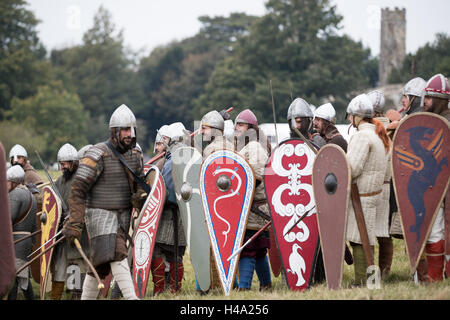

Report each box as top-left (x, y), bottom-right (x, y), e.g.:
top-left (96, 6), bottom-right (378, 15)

top-left (57, 143), bottom-right (78, 162)
top-left (9, 144), bottom-right (27, 162)
top-left (167, 122), bottom-right (186, 142)
top-left (201, 110), bottom-right (224, 131)
top-left (402, 77), bottom-right (426, 97)
top-left (287, 98), bottom-right (313, 121)
top-left (314, 103), bottom-right (336, 124)
top-left (7, 165), bottom-right (25, 183)
top-left (153, 124), bottom-right (171, 153)
top-left (347, 94), bottom-right (374, 118)
top-left (367, 90), bottom-right (385, 113)
top-left (109, 104), bottom-right (137, 138)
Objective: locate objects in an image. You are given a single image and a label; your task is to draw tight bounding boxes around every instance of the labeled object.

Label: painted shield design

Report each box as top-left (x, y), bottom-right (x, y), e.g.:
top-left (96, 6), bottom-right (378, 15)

top-left (40, 186), bottom-right (62, 299)
top-left (171, 146), bottom-right (211, 292)
top-left (312, 144), bottom-right (350, 290)
top-left (132, 165), bottom-right (166, 299)
top-left (200, 149), bottom-right (255, 295)
top-left (392, 112), bottom-right (450, 273)
top-left (264, 138), bottom-right (320, 291)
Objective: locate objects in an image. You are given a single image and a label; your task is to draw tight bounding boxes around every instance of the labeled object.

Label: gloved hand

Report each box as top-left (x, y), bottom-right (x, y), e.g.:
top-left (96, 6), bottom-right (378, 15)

top-left (62, 220), bottom-right (83, 244)
top-left (219, 109), bottom-right (231, 121)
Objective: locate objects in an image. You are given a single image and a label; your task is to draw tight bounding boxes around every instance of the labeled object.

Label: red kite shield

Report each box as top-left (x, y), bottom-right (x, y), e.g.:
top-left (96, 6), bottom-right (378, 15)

top-left (132, 165), bottom-right (166, 299)
top-left (264, 138), bottom-right (320, 291)
top-left (40, 186), bottom-right (62, 299)
top-left (200, 149), bottom-right (254, 296)
top-left (312, 144), bottom-right (350, 290)
top-left (392, 113), bottom-right (450, 273)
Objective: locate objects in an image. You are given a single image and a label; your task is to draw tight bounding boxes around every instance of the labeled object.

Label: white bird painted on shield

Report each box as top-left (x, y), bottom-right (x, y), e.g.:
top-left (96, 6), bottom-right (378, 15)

top-left (286, 243), bottom-right (306, 287)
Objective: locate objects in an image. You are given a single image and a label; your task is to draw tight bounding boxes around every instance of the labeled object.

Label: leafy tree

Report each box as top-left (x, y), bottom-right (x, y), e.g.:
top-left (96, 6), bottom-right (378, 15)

top-left (0, 0), bottom-right (49, 114)
top-left (3, 81), bottom-right (89, 161)
top-left (389, 33), bottom-right (450, 84)
top-left (50, 6), bottom-right (141, 143)
top-left (194, 0), bottom-right (377, 123)
top-left (137, 12), bottom-right (258, 146)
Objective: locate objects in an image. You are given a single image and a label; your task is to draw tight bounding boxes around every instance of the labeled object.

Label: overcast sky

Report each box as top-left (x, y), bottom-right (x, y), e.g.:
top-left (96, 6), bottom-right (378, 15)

top-left (28, 0), bottom-right (450, 57)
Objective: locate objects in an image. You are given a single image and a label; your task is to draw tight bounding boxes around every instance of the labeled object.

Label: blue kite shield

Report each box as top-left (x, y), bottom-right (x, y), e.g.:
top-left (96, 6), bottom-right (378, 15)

top-left (392, 112), bottom-right (449, 273)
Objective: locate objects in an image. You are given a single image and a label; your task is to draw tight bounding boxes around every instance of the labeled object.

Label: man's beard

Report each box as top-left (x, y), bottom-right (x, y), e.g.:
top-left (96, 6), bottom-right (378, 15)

top-left (62, 168), bottom-right (74, 181)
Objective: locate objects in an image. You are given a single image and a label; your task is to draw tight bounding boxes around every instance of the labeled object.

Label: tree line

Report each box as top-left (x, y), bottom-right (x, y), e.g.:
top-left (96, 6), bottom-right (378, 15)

top-left (0, 0), bottom-right (448, 163)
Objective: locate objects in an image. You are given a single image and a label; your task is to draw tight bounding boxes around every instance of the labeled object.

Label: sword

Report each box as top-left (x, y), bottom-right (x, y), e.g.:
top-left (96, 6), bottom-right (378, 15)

top-left (27, 229), bottom-right (62, 258)
top-left (17, 236), bottom-right (66, 275)
top-left (227, 221), bottom-right (272, 262)
top-left (74, 238), bottom-right (104, 290)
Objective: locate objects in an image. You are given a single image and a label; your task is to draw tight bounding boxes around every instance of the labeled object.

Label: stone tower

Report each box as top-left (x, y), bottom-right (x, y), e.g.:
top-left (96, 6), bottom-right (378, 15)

top-left (379, 8), bottom-right (406, 86)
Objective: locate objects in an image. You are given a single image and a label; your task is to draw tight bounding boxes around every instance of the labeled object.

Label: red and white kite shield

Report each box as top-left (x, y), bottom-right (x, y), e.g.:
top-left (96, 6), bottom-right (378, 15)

top-left (132, 165), bottom-right (166, 299)
top-left (264, 138), bottom-right (320, 291)
top-left (200, 149), bottom-right (254, 296)
top-left (40, 186), bottom-right (62, 299)
top-left (392, 113), bottom-right (449, 273)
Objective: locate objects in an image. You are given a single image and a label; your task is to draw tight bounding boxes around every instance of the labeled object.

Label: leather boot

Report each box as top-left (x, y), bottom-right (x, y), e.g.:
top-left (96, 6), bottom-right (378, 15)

top-left (50, 281), bottom-right (65, 300)
top-left (151, 257), bottom-right (166, 295)
top-left (378, 237), bottom-right (393, 280)
top-left (426, 240), bottom-right (445, 282)
top-left (416, 258), bottom-right (430, 284)
top-left (169, 261), bottom-right (184, 294)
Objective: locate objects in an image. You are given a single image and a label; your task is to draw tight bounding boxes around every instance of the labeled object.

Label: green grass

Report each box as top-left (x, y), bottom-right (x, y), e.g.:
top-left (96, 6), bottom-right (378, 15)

top-left (28, 237), bottom-right (449, 300)
top-left (30, 169), bottom-right (449, 300)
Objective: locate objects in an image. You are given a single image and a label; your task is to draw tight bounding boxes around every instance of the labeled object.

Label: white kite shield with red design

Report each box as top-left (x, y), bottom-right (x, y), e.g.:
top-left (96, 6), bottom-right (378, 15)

top-left (264, 138), bottom-right (320, 291)
top-left (200, 149), bottom-right (255, 295)
top-left (132, 165), bottom-right (166, 299)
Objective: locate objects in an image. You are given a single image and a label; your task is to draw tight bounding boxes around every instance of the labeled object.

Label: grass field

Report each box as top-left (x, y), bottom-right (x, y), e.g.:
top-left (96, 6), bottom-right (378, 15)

top-left (30, 170), bottom-right (449, 300)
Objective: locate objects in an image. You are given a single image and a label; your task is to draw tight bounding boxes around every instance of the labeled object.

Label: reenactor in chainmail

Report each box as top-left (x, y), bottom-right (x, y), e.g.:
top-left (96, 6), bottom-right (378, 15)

top-left (151, 122), bottom-right (187, 295)
top-left (49, 143), bottom-right (89, 300)
top-left (195, 110), bottom-right (234, 292)
top-left (62, 104), bottom-right (146, 300)
top-left (7, 165), bottom-right (37, 300)
top-left (287, 98), bottom-right (326, 149)
top-left (287, 98), bottom-right (326, 284)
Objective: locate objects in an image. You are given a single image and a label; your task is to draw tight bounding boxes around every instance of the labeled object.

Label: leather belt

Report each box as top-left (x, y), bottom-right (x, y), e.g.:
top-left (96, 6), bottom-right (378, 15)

top-left (359, 189), bottom-right (382, 197)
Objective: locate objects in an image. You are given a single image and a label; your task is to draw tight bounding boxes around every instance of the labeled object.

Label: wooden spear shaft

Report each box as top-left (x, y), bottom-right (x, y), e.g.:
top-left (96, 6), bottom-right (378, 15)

top-left (16, 236), bottom-right (65, 275)
top-left (14, 229), bottom-right (41, 245)
top-left (74, 238), bottom-right (104, 290)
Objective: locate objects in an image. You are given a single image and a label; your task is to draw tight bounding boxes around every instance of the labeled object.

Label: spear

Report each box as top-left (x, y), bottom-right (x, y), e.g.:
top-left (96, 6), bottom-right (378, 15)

top-left (74, 238), bottom-right (104, 290)
top-left (283, 206), bottom-right (316, 237)
top-left (14, 229), bottom-right (41, 245)
top-left (227, 221), bottom-right (272, 262)
top-left (269, 80), bottom-right (279, 146)
top-left (27, 230), bottom-right (62, 258)
top-left (16, 236), bottom-right (65, 275)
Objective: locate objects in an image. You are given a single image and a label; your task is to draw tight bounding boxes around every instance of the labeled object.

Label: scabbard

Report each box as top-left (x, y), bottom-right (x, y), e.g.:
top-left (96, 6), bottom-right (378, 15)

top-left (350, 183), bottom-right (374, 266)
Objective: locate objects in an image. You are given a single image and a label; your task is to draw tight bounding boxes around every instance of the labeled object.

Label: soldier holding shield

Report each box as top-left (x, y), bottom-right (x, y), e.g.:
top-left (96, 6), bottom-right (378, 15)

top-left (233, 109), bottom-right (273, 291)
top-left (63, 104), bottom-right (145, 300)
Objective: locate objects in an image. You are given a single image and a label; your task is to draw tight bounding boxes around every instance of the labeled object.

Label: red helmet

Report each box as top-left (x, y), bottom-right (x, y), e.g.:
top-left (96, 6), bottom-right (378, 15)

top-left (423, 73), bottom-right (450, 100)
top-left (235, 109), bottom-right (258, 126)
